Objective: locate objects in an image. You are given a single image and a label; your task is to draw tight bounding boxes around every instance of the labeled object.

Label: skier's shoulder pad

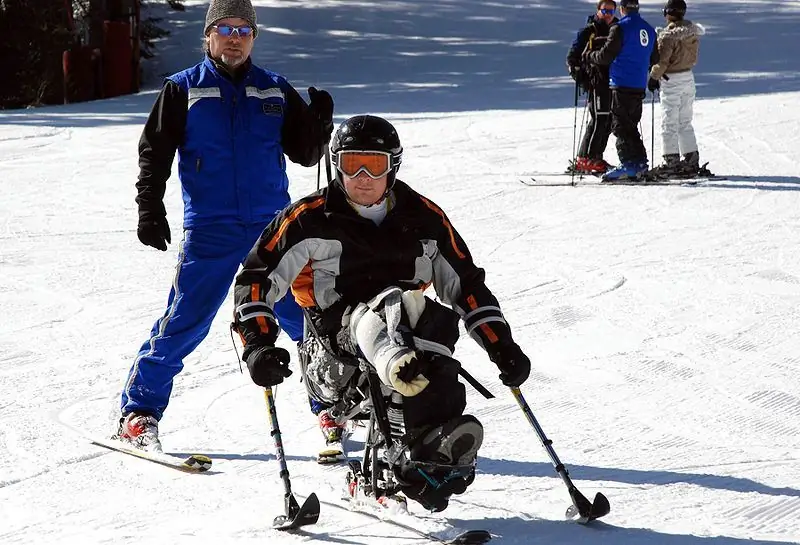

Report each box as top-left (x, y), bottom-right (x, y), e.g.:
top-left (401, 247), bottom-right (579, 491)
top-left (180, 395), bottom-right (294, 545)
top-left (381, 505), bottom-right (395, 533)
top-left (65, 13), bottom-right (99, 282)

top-left (399, 182), bottom-right (451, 224)
top-left (166, 59), bottom-right (206, 92)
top-left (248, 63), bottom-right (291, 93)
top-left (284, 189), bottom-right (327, 219)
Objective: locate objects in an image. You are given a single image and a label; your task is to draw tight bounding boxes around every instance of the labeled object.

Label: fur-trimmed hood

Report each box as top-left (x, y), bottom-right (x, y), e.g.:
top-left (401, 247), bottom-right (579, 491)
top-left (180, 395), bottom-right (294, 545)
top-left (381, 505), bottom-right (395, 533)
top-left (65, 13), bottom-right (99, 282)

top-left (657, 19), bottom-right (706, 40)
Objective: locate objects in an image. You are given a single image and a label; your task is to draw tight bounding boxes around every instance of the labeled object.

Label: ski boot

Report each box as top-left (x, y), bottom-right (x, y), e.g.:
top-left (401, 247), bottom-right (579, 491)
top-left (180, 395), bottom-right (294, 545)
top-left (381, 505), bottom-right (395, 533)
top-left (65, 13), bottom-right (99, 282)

top-left (317, 410), bottom-right (346, 464)
top-left (117, 412), bottom-right (162, 452)
top-left (568, 157), bottom-right (612, 176)
top-left (602, 160), bottom-right (649, 182)
top-left (649, 153), bottom-right (681, 178)
top-left (680, 151), bottom-right (700, 175)
top-left (396, 415), bottom-right (484, 512)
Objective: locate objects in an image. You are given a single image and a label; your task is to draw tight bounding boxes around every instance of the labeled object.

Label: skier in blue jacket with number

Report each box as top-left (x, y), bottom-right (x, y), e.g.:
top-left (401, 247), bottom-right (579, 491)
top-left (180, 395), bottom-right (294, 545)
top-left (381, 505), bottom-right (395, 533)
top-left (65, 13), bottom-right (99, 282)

top-left (117, 0), bottom-right (334, 451)
top-left (587, 0), bottom-right (659, 180)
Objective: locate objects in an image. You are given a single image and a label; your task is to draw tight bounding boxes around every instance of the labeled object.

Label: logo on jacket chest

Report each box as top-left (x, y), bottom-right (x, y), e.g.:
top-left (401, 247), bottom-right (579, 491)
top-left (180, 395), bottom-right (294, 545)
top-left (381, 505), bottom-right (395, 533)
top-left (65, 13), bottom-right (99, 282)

top-left (263, 103), bottom-right (283, 116)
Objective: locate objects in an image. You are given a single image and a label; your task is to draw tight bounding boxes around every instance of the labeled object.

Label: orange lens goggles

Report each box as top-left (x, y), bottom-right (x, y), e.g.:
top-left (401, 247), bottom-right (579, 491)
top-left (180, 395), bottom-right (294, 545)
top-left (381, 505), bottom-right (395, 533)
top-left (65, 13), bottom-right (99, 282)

top-left (336, 151), bottom-right (392, 178)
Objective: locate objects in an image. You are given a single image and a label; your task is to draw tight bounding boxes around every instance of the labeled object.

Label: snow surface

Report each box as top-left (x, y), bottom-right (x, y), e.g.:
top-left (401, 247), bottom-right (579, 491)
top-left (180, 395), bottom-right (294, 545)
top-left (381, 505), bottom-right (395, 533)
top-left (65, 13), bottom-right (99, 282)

top-left (2, 0), bottom-right (800, 543)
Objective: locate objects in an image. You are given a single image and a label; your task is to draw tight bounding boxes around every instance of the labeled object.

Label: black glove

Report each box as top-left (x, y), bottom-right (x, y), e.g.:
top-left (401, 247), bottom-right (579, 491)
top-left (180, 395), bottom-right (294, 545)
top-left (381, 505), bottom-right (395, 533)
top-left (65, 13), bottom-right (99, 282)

top-left (395, 354), bottom-right (431, 383)
top-left (568, 64), bottom-right (581, 82)
top-left (568, 65), bottom-right (590, 92)
top-left (307, 87), bottom-right (334, 129)
top-left (137, 215), bottom-right (171, 251)
top-left (488, 341), bottom-right (531, 387)
top-left (648, 78), bottom-right (660, 92)
top-left (244, 345), bottom-right (292, 387)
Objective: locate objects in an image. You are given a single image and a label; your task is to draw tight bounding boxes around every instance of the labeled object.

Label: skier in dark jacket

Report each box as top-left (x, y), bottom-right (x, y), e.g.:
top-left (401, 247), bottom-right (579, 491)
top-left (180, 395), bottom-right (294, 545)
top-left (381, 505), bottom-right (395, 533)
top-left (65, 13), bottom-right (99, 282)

top-left (232, 115), bottom-right (532, 512)
top-left (566, 0), bottom-right (618, 174)
top-left (587, 0), bottom-right (659, 181)
top-left (117, 0), bottom-right (334, 451)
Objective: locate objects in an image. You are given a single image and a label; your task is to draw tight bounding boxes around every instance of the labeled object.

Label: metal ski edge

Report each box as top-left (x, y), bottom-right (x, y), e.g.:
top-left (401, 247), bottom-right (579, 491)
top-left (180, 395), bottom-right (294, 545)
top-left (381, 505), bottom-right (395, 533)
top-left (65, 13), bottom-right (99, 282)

top-left (318, 497), bottom-right (491, 544)
top-left (89, 435), bottom-right (212, 473)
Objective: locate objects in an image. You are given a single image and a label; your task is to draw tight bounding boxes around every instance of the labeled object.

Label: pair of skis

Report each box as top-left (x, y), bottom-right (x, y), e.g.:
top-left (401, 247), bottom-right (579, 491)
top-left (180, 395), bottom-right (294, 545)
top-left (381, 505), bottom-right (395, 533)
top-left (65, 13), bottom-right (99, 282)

top-left (91, 386), bottom-right (609, 540)
top-left (263, 385), bottom-right (608, 538)
top-left (520, 163), bottom-right (721, 187)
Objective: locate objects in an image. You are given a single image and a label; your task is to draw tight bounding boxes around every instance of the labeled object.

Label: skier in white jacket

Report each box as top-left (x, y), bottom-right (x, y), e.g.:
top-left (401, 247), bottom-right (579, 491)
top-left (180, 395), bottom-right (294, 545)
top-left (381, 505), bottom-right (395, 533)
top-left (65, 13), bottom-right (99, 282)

top-left (648, 0), bottom-right (706, 175)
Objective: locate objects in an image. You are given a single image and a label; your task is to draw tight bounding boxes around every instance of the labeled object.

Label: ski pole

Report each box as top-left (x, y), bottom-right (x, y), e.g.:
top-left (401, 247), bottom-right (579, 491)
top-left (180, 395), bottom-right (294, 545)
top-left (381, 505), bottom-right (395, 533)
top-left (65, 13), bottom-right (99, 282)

top-left (324, 142), bottom-right (333, 185)
top-left (575, 95), bottom-right (590, 187)
top-left (651, 90), bottom-right (656, 164)
top-left (263, 387), bottom-right (320, 530)
top-left (316, 152), bottom-right (322, 190)
top-left (571, 80), bottom-right (579, 186)
top-left (510, 386), bottom-right (610, 523)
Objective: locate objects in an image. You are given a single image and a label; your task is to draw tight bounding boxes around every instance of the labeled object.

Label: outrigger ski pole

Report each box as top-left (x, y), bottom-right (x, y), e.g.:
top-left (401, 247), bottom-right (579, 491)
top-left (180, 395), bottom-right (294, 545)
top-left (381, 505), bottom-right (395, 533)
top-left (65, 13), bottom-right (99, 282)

top-left (510, 387), bottom-right (610, 523)
top-left (264, 387), bottom-right (320, 530)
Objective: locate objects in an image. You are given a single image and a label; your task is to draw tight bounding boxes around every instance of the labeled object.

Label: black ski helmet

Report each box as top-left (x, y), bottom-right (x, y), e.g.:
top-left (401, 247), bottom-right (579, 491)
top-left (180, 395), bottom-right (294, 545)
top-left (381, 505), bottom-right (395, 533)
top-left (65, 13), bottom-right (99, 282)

top-left (663, 0), bottom-right (686, 17)
top-left (330, 115), bottom-right (403, 191)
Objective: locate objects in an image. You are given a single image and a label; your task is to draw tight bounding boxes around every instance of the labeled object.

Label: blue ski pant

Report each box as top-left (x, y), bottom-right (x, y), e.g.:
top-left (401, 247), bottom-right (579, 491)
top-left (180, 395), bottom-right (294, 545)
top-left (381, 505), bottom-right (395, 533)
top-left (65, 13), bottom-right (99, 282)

top-left (121, 222), bottom-right (304, 420)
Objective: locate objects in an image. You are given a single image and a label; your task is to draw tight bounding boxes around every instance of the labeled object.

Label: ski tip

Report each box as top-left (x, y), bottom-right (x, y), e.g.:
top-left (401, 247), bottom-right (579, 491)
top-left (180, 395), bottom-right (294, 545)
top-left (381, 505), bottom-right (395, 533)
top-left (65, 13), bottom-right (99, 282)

top-left (446, 529), bottom-right (493, 544)
top-left (317, 455), bottom-right (345, 465)
top-left (183, 454), bottom-right (212, 472)
top-left (318, 445), bottom-right (345, 464)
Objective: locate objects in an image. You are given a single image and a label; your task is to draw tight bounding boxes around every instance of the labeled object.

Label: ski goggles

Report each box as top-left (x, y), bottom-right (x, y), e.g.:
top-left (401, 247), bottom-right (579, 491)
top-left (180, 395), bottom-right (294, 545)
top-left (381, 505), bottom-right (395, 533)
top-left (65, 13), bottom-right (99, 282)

top-left (334, 150), bottom-right (393, 179)
top-left (212, 24), bottom-right (254, 38)
top-left (599, 8), bottom-right (615, 14)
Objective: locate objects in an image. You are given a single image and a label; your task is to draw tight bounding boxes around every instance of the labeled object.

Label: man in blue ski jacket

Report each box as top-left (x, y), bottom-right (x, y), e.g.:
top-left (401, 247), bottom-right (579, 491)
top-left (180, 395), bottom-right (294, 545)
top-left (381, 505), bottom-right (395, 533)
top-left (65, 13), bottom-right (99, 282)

top-left (587, 0), bottom-right (658, 180)
top-left (118, 0), bottom-right (334, 451)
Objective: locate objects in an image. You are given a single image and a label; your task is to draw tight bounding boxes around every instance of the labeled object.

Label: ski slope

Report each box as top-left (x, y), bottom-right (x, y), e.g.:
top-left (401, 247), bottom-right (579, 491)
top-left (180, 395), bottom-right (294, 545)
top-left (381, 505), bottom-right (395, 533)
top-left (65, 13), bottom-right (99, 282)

top-left (2, 0), bottom-right (800, 543)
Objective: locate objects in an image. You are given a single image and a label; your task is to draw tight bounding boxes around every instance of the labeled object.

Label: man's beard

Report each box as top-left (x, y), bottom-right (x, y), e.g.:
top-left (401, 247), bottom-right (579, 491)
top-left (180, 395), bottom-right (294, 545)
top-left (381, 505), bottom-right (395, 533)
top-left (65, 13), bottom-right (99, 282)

top-left (220, 52), bottom-right (245, 68)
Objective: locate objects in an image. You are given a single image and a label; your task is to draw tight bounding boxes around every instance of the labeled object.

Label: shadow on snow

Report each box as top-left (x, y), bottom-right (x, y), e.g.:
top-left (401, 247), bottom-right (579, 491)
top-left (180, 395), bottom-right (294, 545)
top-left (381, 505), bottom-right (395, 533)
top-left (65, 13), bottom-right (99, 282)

top-left (1, 0), bottom-right (798, 121)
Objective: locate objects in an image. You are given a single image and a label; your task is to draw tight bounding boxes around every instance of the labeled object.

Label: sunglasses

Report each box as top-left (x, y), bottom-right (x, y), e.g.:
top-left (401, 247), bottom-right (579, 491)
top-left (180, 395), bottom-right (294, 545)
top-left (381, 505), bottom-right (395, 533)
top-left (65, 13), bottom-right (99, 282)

top-left (599, 8), bottom-right (616, 14)
top-left (335, 150), bottom-right (392, 179)
top-left (212, 24), bottom-right (254, 38)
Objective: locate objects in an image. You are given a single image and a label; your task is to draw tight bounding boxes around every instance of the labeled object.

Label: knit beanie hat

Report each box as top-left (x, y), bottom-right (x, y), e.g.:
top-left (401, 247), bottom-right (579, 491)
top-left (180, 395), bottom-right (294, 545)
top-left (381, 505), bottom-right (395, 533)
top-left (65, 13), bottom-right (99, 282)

top-left (204, 0), bottom-right (258, 37)
top-left (663, 0), bottom-right (687, 16)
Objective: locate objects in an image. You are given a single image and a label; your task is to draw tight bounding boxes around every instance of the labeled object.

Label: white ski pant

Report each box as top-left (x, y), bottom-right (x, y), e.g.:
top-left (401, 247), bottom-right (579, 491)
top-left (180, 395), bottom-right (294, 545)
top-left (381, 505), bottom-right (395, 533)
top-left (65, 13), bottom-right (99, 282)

top-left (660, 70), bottom-right (698, 156)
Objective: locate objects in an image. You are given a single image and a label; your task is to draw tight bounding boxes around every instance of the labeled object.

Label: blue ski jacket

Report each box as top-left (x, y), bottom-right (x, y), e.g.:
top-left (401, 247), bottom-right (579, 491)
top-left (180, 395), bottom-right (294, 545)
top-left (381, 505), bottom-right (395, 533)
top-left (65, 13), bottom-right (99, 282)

top-left (136, 56), bottom-right (329, 228)
top-left (588, 12), bottom-right (658, 90)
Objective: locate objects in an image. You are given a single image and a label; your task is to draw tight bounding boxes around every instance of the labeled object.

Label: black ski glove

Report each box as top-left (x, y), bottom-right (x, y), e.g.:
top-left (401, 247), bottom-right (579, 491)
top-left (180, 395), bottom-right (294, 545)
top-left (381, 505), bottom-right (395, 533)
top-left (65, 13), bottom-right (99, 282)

top-left (244, 345), bottom-right (292, 387)
top-left (488, 341), bottom-right (531, 387)
top-left (648, 78), bottom-right (660, 92)
top-left (308, 86), bottom-right (334, 136)
top-left (137, 214), bottom-right (171, 251)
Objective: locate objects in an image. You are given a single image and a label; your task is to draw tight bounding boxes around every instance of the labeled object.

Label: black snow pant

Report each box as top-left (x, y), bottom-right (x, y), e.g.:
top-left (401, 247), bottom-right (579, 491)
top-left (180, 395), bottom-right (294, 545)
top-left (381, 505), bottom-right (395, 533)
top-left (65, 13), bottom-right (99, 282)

top-left (578, 84), bottom-right (612, 160)
top-left (611, 88), bottom-right (647, 164)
